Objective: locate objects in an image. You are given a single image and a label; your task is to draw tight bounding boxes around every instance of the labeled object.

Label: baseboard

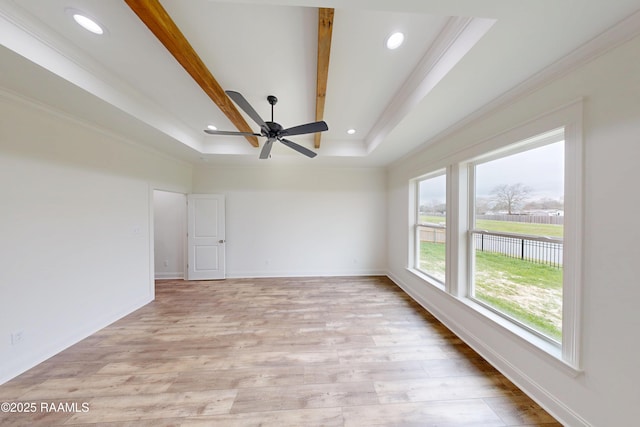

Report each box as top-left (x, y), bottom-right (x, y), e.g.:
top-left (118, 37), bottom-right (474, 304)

top-left (226, 269), bottom-right (387, 279)
top-left (0, 294), bottom-right (153, 385)
top-left (385, 271), bottom-right (588, 427)
top-left (154, 271), bottom-right (184, 279)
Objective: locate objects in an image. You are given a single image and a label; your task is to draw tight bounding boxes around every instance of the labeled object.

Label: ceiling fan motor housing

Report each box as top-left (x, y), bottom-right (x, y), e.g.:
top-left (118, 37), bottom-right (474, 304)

top-left (265, 121), bottom-right (283, 137)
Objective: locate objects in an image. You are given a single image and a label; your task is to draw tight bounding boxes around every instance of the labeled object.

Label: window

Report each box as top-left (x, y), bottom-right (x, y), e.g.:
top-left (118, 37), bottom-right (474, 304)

top-left (415, 171), bottom-right (447, 285)
top-left (407, 100), bottom-right (583, 369)
top-left (469, 131), bottom-right (565, 342)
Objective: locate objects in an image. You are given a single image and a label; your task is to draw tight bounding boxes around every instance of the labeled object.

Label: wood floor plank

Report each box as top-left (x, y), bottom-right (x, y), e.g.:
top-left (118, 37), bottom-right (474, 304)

top-left (66, 390), bottom-right (238, 424)
top-left (19, 373), bottom-right (178, 399)
top-left (421, 357), bottom-right (500, 378)
top-left (483, 395), bottom-right (563, 426)
top-left (181, 408), bottom-right (344, 426)
top-left (230, 382), bottom-right (378, 413)
top-left (303, 360), bottom-right (430, 384)
top-left (342, 399), bottom-right (506, 426)
top-left (375, 375), bottom-right (522, 404)
top-left (372, 332), bottom-right (463, 347)
top-left (337, 344), bottom-right (451, 363)
top-left (167, 366), bottom-right (305, 392)
top-left (0, 276), bottom-right (558, 426)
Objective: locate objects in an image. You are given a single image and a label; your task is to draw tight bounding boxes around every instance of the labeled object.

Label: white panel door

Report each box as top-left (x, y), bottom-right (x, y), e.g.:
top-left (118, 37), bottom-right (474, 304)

top-left (186, 194), bottom-right (225, 280)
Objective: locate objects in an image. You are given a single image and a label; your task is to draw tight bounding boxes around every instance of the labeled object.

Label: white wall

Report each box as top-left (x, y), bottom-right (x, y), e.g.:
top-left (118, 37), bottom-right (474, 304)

top-left (0, 93), bottom-right (192, 384)
top-left (153, 190), bottom-right (186, 279)
top-left (387, 34), bottom-right (640, 425)
top-left (193, 165), bottom-right (387, 277)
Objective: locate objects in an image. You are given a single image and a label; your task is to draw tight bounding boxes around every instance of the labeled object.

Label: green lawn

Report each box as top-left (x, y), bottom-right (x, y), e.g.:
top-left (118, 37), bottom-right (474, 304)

top-left (475, 251), bottom-right (562, 340)
top-left (418, 241), bottom-right (446, 283)
top-left (420, 215), bottom-right (563, 238)
top-left (418, 241), bottom-right (562, 341)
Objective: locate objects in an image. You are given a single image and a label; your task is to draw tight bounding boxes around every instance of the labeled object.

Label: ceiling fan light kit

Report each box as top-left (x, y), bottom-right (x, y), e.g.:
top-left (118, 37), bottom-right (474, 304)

top-left (204, 91), bottom-right (328, 159)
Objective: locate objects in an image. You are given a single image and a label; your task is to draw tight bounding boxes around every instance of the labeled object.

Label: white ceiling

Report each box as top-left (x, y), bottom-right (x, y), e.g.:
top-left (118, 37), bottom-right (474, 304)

top-left (1, 0), bottom-right (639, 166)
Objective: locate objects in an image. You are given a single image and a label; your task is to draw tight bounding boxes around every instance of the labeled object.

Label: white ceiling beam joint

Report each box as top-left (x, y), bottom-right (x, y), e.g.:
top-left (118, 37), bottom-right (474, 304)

top-left (365, 16), bottom-right (496, 154)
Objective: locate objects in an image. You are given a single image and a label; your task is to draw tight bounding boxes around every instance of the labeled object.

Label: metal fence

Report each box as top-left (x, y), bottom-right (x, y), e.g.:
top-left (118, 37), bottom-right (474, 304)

top-left (473, 230), bottom-right (563, 268)
top-left (417, 224), bottom-right (564, 268)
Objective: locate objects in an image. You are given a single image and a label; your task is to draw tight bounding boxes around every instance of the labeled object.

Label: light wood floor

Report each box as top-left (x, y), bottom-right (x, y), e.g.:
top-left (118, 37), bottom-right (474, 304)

top-left (0, 276), bottom-right (560, 426)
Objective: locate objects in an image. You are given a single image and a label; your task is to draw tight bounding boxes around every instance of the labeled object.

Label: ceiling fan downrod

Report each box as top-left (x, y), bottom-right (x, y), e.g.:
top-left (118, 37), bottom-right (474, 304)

top-left (267, 95), bottom-right (277, 122)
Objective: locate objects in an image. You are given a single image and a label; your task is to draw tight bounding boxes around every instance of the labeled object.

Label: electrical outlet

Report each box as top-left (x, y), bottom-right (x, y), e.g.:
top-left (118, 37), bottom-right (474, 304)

top-left (11, 330), bottom-right (24, 345)
top-left (163, 260), bottom-right (169, 267)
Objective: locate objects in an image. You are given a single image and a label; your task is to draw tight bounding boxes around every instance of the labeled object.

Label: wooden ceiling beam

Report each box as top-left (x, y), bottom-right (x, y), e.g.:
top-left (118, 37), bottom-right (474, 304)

top-left (124, 0), bottom-right (259, 147)
top-left (315, 8), bottom-right (334, 149)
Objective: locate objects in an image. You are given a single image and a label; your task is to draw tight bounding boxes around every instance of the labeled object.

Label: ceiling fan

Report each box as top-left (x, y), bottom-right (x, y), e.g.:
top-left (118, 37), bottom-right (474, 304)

top-left (204, 91), bottom-right (328, 159)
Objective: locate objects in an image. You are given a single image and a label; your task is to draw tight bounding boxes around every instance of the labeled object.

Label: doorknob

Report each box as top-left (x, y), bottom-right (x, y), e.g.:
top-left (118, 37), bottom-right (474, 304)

top-left (218, 239), bottom-right (225, 243)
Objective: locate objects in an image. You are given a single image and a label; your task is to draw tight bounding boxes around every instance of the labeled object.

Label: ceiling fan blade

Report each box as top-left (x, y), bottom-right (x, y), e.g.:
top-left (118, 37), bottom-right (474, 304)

top-left (259, 138), bottom-right (275, 159)
top-left (204, 129), bottom-right (261, 136)
top-left (281, 121), bottom-right (328, 137)
top-left (226, 90), bottom-right (269, 130)
top-left (280, 138), bottom-right (317, 158)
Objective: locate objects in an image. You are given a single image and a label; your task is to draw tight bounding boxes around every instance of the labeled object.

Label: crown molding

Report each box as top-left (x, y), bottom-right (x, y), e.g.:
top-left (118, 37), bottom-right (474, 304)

top-left (390, 8), bottom-right (640, 167)
top-left (0, 0), bottom-right (203, 153)
top-left (0, 86), bottom-right (196, 168)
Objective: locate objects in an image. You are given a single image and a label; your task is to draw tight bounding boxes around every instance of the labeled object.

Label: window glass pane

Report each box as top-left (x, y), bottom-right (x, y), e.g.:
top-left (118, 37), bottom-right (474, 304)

top-left (417, 173), bottom-right (446, 283)
top-left (473, 140), bottom-right (564, 341)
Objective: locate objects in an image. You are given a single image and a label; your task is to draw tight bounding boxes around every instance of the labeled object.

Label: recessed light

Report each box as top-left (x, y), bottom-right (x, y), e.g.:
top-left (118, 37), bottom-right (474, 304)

top-left (65, 8), bottom-right (106, 35)
top-left (385, 32), bottom-right (405, 50)
top-left (207, 124), bottom-right (218, 131)
top-left (347, 129), bottom-right (356, 135)
top-left (73, 13), bottom-right (104, 35)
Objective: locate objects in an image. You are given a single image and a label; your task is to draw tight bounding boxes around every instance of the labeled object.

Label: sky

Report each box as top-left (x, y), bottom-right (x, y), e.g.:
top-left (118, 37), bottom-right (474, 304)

top-left (419, 141), bottom-right (565, 203)
top-left (476, 141), bottom-right (564, 199)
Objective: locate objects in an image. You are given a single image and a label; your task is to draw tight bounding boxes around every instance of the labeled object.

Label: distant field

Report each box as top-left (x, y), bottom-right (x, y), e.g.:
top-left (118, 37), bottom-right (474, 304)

top-left (420, 215), bottom-right (563, 238)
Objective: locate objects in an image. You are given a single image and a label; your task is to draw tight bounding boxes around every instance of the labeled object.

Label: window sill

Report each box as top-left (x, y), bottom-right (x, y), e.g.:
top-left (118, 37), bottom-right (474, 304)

top-left (404, 267), bottom-right (582, 378)
top-left (407, 267), bottom-right (445, 291)
top-left (460, 297), bottom-right (582, 378)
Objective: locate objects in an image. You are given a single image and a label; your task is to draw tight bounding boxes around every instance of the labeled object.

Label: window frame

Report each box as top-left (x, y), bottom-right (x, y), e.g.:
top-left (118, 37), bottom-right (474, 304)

top-left (466, 129), bottom-right (565, 345)
top-left (413, 170), bottom-right (448, 287)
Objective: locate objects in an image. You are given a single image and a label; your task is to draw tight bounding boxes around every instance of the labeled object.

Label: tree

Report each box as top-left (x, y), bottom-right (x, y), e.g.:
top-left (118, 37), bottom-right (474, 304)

top-left (420, 199), bottom-right (445, 215)
top-left (475, 197), bottom-right (492, 215)
top-left (491, 183), bottom-right (532, 214)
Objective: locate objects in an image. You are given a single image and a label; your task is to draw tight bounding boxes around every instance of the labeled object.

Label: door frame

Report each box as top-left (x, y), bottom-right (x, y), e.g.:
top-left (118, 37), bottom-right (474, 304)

top-left (150, 188), bottom-right (188, 293)
top-left (150, 189), bottom-right (226, 287)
